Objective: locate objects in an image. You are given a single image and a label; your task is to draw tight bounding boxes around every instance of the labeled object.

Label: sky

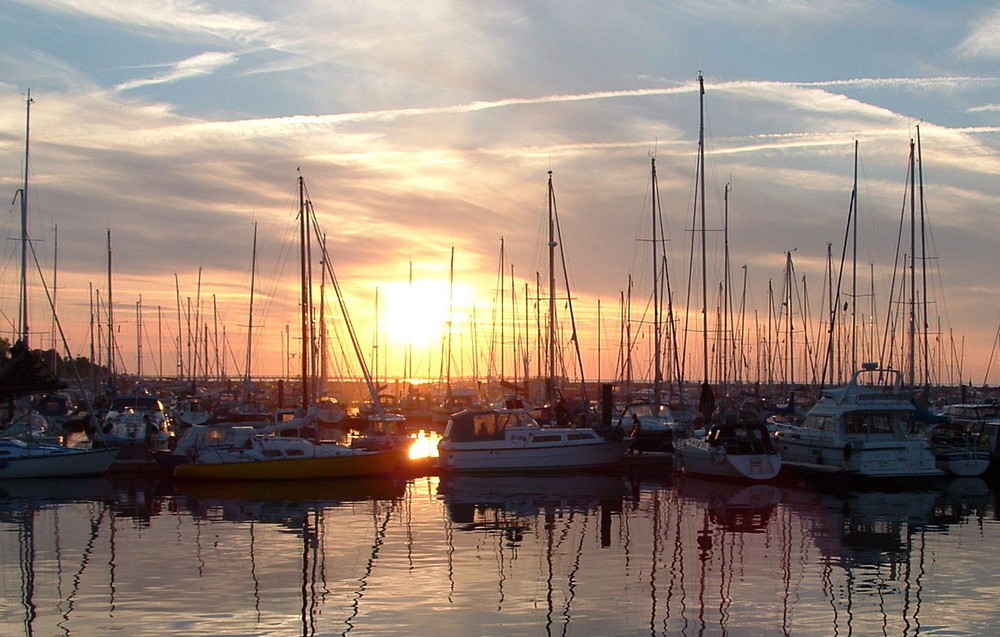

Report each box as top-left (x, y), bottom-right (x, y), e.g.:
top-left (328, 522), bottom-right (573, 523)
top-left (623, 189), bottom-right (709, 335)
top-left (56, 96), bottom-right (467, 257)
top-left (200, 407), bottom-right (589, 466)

top-left (2, 1), bottom-right (1000, 391)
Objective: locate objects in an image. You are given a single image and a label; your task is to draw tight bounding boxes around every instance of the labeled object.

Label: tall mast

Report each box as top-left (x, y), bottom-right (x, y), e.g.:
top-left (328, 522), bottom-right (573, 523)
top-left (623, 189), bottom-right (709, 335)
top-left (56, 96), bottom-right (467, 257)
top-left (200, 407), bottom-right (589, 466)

top-left (174, 273), bottom-right (184, 380)
top-left (107, 229), bottom-right (114, 391)
top-left (907, 138), bottom-right (917, 388)
top-left (299, 175), bottom-right (310, 409)
top-left (916, 125), bottom-right (930, 388)
top-left (546, 170), bottom-right (557, 402)
top-left (651, 157), bottom-right (663, 408)
top-left (694, 73), bottom-right (717, 426)
top-left (698, 74), bottom-right (709, 385)
top-left (445, 246), bottom-right (455, 392)
top-left (18, 90), bottom-right (33, 347)
top-left (723, 182), bottom-right (731, 395)
top-left (246, 222), bottom-right (258, 386)
top-left (850, 140), bottom-right (859, 372)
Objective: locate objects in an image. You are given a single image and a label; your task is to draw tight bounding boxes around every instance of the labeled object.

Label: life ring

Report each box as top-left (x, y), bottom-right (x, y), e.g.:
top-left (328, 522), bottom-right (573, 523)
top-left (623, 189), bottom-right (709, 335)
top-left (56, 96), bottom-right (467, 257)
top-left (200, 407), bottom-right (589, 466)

top-left (711, 447), bottom-right (726, 464)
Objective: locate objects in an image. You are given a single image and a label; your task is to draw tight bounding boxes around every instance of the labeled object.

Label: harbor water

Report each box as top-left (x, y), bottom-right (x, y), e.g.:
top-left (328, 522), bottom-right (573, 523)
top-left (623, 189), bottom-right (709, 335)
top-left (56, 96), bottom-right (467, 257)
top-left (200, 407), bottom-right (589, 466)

top-left (1, 469), bottom-right (998, 636)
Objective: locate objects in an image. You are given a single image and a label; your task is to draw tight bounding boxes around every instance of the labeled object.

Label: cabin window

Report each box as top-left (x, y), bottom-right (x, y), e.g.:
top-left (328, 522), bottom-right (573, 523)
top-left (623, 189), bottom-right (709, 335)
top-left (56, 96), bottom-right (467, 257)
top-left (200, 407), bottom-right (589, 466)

top-left (286, 449), bottom-right (305, 456)
top-left (262, 449), bottom-right (283, 458)
top-left (474, 414), bottom-right (501, 438)
top-left (532, 434), bottom-right (562, 443)
top-left (870, 414), bottom-right (896, 434)
top-left (845, 413), bottom-right (868, 434)
top-left (803, 415), bottom-right (829, 431)
top-left (845, 412), bottom-right (897, 435)
top-left (568, 433), bottom-right (596, 441)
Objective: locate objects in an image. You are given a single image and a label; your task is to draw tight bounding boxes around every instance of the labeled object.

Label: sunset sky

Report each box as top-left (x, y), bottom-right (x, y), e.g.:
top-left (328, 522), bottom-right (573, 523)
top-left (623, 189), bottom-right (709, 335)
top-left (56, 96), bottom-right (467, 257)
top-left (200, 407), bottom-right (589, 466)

top-left (2, 1), bottom-right (1000, 390)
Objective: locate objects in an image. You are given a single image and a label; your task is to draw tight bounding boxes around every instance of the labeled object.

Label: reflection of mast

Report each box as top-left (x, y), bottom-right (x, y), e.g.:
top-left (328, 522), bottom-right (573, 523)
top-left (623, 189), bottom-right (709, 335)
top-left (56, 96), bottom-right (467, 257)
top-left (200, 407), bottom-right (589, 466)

top-left (17, 509), bottom-right (36, 634)
top-left (344, 503), bottom-right (393, 634)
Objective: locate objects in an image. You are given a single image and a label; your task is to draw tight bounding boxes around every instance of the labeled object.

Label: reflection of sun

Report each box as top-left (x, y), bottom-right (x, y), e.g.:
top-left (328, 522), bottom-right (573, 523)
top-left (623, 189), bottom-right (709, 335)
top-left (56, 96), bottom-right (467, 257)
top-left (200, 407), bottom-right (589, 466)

top-left (380, 279), bottom-right (461, 346)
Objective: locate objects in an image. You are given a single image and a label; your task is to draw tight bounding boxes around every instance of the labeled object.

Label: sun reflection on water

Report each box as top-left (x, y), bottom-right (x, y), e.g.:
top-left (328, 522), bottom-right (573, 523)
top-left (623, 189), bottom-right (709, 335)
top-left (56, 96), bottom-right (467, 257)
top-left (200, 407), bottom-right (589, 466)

top-left (407, 430), bottom-right (440, 459)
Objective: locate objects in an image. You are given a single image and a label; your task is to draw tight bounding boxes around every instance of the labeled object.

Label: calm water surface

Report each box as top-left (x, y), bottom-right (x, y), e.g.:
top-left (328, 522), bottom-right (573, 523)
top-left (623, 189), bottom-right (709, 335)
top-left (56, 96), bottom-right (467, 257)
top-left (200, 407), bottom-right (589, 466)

top-left (1, 468), bottom-right (998, 636)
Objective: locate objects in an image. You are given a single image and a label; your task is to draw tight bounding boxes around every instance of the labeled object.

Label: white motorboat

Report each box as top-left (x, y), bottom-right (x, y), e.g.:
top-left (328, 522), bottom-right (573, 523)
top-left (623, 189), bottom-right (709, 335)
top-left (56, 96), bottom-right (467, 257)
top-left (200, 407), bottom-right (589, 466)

top-left (174, 396), bottom-right (213, 427)
top-left (170, 415), bottom-right (406, 481)
top-left (0, 438), bottom-right (120, 479)
top-left (674, 422), bottom-right (782, 482)
top-left (924, 420), bottom-right (990, 477)
top-left (102, 394), bottom-right (172, 446)
top-left (939, 403), bottom-right (1000, 465)
top-left (437, 408), bottom-right (633, 473)
top-left (617, 401), bottom-right (687, 452)
top-left (771, 363), bottom-right (943, 480)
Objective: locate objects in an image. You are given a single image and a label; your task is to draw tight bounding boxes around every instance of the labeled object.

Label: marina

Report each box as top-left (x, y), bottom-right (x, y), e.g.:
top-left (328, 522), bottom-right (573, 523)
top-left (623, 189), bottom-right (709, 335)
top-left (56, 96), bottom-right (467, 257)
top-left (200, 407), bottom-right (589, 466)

top-left (5, 5), bottom-right (1000, 636)
top-left (2, 467), bottom-right (999, 636)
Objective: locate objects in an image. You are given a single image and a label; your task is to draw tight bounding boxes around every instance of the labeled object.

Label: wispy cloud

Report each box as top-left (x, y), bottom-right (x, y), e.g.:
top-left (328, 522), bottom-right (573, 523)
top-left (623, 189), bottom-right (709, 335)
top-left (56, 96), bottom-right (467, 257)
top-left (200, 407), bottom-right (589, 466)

top-left (114, 52), bottom-right (238, 91)
top-left (958, 6), bottom-right (1000, 58)
top-left (13, 0), bottom-right (272, 41)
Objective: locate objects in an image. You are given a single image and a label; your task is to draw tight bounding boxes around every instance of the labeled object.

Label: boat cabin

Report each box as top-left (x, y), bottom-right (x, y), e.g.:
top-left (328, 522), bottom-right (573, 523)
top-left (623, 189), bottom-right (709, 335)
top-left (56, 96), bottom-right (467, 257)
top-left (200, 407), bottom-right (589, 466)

top-left (704, 422), bottom-right (775, 454)
top-left (443, 409), bottom-right (539, 442)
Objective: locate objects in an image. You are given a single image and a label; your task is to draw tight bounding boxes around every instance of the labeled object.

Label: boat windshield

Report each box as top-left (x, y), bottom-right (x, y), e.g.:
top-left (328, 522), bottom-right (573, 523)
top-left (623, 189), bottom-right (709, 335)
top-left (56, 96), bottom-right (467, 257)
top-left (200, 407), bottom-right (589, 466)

top-left (444, 410), bottom-right (537, 442)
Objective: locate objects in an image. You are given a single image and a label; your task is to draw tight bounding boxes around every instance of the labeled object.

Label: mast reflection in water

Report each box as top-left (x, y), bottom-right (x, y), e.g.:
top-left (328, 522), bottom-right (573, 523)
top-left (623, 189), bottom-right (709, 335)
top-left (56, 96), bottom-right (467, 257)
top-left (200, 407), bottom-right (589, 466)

top-left (2, 472), bottom-right (1000, 635)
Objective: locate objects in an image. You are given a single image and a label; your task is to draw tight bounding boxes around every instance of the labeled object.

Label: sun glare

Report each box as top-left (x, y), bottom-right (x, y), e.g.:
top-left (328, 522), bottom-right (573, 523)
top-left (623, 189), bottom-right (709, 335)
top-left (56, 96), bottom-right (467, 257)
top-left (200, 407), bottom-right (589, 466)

top-left (380, 279), bottom-right (458, 346)
top-left (407, 431), bottom-right (440, 460)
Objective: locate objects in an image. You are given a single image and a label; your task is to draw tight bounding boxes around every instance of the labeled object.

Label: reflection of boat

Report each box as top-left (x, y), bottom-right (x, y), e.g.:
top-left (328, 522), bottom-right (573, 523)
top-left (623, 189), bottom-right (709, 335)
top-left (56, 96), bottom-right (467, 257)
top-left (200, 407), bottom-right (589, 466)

top-left (0, 438), bottom-right (121, 479)
top-left (439, 472), bottom-right (630, 509)
top-left (675, 474), bottom-right (780, 533)
top-left (772, 363), bottom-right (942, 480)
top-left (0, 476), bottom-right (115, 508)
top-left (674, 421), bottom-right (781, 482)
top-left (437, 408), bottom-right (633, 473)
top-left (174, 476), bottom-right (406, 505)
top-left (438, 472), bottom-right (630, 548)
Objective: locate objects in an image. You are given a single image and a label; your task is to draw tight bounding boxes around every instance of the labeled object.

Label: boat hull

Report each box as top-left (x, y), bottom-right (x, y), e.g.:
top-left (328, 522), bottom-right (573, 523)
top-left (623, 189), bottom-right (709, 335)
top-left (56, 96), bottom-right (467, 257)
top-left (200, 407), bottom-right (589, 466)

top-left (173, 447), bottom-right (406, 481)
top-left (0, 444), bottom-right (121, 479)
top-left (438, 439), bottom-right (632, 473)
top-left (772, 435), bottom-right (942, 479)
top-left (675, 442), bottom-right (781, 482)
top-left (936, 450), bottom-right (990, 477)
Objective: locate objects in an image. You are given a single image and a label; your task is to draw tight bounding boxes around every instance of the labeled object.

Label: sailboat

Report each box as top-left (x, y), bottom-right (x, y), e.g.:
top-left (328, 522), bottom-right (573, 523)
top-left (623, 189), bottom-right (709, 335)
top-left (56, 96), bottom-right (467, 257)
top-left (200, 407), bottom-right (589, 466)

top-left (437, 171), bottom-right (634, 472)
top-left (673, 75), bottom-right (781, 481)
top-left (173, 175), bottom-right (407, 481)
top-left (772, 133), bottom-right (947, 482)
top-left (616, 154), bottom-right (687, 452)
top-left (1, 91), bottom-right (121, 478)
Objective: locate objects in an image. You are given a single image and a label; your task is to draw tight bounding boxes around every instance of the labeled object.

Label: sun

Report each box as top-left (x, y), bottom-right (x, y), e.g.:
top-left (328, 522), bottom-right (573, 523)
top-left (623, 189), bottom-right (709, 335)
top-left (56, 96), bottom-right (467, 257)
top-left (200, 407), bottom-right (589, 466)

top-left (380, 279), bottom-right (455, 347)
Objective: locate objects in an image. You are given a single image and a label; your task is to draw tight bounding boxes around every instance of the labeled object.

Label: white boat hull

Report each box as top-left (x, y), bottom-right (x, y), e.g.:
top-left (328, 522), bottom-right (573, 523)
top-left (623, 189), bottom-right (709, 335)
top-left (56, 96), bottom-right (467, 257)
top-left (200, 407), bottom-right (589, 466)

top-left (0, 441), bottom-right (121, 479)
top-left (773, 434), bottom-right (942, 478)
top-left (439, 439), bottom-right (633, 473)
top-left (936, 450), bottom-right (990, 477)
top-left (675, 441), bottom-right (781, 481)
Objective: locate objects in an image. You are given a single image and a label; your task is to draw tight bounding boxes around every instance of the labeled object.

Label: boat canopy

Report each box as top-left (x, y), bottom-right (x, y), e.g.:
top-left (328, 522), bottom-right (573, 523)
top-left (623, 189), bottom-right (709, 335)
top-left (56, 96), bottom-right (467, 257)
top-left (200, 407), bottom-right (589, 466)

top-left (444, 409), bottom-right (538, 443)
